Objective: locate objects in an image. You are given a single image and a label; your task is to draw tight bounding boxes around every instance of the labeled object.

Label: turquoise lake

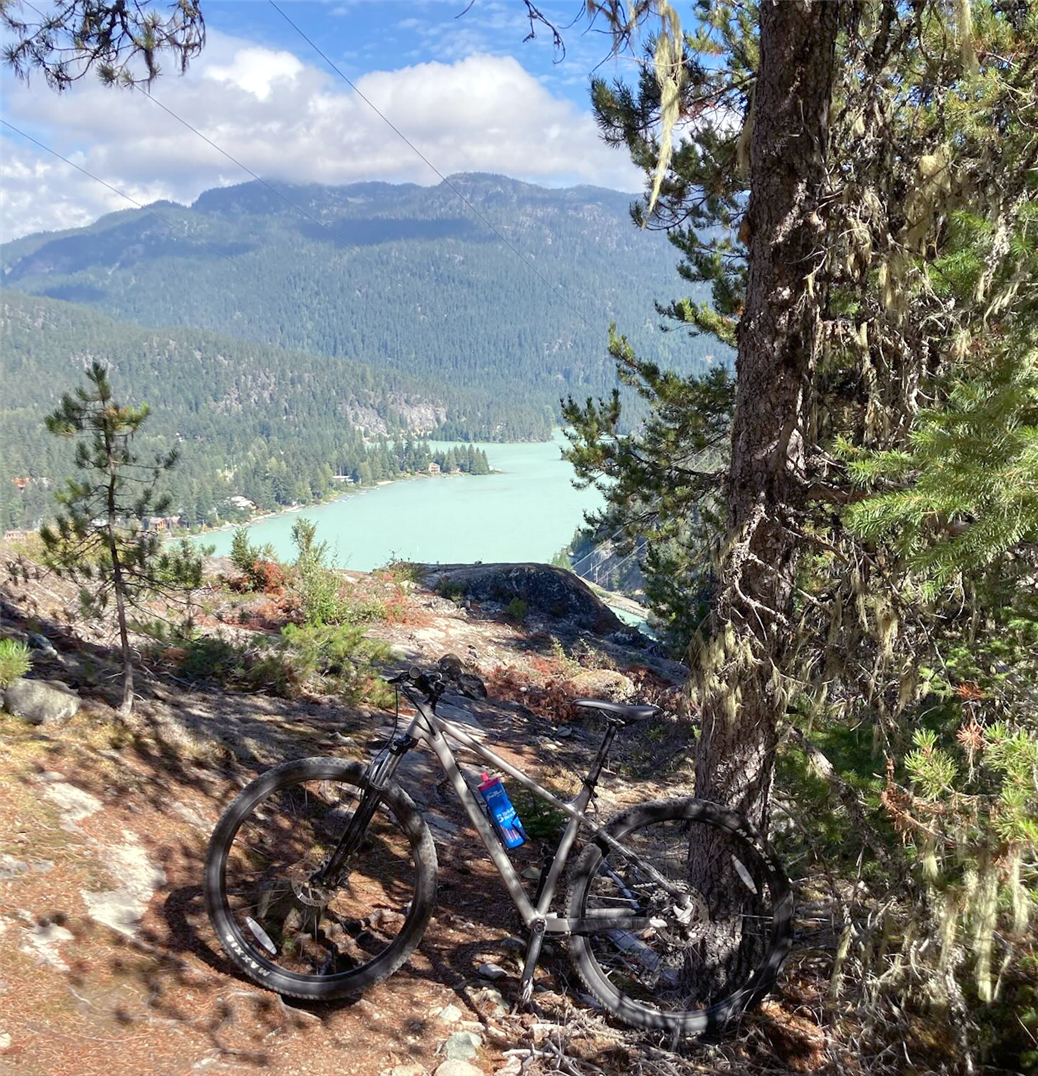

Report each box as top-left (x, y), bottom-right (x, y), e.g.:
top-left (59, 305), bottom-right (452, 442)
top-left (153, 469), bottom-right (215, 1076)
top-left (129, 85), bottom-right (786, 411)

top-left (202, 432), bottom-right (604, 570)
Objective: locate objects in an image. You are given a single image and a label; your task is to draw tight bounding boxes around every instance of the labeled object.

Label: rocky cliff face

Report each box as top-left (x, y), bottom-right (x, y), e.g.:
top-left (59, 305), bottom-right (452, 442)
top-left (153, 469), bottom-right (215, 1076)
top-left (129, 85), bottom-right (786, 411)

top-left (343, 394), bottom-right (448, 435)
top-left (420, 562), bottom-right (627, 636)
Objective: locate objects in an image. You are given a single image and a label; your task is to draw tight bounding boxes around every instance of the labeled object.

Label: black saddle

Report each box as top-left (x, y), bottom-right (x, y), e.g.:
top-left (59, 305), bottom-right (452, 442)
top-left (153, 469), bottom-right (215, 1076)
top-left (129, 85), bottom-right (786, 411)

top-left (573, 698), bottom-right (661, 724)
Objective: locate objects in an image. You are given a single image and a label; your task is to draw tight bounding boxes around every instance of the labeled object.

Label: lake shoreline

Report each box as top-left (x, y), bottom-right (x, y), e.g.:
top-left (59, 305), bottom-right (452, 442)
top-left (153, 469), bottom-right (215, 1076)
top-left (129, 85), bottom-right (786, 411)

top-left (193, 432), bottom-right (592, 572)
top-left (173, 466), bottom-right (504, 545)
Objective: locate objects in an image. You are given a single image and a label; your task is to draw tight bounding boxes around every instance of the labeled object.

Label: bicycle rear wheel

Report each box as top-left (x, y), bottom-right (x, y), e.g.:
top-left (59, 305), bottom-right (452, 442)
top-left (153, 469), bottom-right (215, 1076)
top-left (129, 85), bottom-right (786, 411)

top-left (567, 797), bottom-right (793, 1036)
top-left (205, 757), bottom-right (437, 1000)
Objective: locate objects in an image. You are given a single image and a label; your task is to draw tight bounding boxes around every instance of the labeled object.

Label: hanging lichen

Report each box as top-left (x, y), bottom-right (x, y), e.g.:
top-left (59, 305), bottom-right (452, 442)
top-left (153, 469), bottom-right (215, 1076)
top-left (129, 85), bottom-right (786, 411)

top-left (956, 0), bottom-right (979, 77)
top-left (647, 2), bottom-right (685, 216)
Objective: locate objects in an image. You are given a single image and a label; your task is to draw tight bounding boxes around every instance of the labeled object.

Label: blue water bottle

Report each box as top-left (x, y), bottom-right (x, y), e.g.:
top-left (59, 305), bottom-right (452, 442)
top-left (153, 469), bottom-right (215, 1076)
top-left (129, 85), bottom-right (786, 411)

top-left (478, 771), bottom-right (527, 849)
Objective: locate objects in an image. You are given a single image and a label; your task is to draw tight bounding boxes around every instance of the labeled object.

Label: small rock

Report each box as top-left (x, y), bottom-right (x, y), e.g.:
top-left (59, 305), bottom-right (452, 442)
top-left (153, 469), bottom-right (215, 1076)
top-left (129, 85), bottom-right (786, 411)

top-left (0, 855), bottom-right (28, 881)
top-left (4, 678), bottom-right (80, 726)
top-left (477, 962), bottom-right (507, 981)
top-left (437, 1003), bottom-right (463, 1024)
top-left (434, 1062), bottom-right (483, 1076)
top-left (555, 726), bottom-right (573, 739)
top-left (21, 920), bottom-right (74, 971)
top-left (369, 906), bottom-right (404, 928)
top-left (27, 632), bottom-right (58, 657)
top-left (380, 1065), bottom-right (426, 1076)
top-left (460, 983), bottom-right (507, 1017)
top-left (82, 888), bottom-right (144, 937)
top-left (497, 1059), bottom-right (523, 1076)
top-left (500, 937), bottom-right (525, 952)
top-left (520, 866), bottom-right (542, 881)
top-left (41, 781), bottom-right (102, 823)
top-left (442, 1030), bottom-right (482, 1062)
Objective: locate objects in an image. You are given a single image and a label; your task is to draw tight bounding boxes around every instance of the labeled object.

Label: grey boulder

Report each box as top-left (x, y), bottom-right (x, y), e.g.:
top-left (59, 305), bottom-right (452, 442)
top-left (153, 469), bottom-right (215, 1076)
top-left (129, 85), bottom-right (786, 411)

top-left (4, 678), bottom-right (81, 726)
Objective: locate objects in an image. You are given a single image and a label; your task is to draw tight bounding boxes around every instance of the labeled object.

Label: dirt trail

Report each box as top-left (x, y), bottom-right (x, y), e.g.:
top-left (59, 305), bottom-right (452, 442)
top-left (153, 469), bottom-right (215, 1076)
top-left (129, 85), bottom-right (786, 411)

top-left (0, 562), bottom-right (824, 1075)
top-left (0, 605), bottom-right (694, 1076)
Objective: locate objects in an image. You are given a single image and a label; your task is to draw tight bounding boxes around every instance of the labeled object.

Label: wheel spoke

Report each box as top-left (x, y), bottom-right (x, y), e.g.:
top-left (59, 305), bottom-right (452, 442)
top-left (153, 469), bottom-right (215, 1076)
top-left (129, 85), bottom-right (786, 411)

top-left (208, 766), bottom-right (430, 993)
top-left (571, 806), bottom-right (791, 1028)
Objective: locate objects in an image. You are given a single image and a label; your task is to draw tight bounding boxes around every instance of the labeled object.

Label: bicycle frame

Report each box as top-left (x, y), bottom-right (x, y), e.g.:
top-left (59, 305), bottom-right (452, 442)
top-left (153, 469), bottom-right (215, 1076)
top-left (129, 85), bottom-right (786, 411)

top-left (354, 687), bottom-right (682, 936)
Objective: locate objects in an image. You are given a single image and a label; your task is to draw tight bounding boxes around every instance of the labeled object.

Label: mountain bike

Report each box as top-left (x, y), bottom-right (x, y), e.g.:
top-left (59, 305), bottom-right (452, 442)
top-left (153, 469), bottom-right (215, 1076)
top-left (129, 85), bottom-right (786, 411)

top-left (204, 657), bottom-right (793, 1037)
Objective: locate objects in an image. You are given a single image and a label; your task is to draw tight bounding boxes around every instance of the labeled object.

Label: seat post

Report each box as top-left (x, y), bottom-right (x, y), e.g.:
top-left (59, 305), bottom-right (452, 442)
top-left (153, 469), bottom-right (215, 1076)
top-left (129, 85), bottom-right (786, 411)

top-left (585, 721), bottom-right (619, 789)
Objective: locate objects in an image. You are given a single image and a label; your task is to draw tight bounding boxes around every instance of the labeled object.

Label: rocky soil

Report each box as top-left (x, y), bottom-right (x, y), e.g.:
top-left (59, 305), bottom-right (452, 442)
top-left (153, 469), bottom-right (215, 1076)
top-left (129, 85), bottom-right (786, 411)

top-left (0, 553), bottom-right (824, 1076)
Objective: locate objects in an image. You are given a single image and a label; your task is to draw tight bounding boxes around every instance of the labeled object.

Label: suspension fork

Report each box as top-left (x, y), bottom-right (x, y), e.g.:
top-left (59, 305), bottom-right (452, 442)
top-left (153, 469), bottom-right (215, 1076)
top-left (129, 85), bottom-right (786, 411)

top-left (310, 732), bottom-right (417, 886)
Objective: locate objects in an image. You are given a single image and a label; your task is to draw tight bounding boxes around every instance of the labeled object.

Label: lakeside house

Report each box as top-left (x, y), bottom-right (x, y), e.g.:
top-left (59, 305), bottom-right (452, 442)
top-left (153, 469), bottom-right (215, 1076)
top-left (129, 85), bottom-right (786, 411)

top-left (144, 515), bottom-right (184, 532)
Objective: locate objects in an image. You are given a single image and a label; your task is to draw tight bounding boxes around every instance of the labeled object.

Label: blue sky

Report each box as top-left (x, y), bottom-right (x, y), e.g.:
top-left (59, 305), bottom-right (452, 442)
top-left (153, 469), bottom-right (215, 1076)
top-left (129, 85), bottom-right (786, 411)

top-left (1, 1), bottom-right (663, 240)
top-left (210, 1), bottom-right (618, 99)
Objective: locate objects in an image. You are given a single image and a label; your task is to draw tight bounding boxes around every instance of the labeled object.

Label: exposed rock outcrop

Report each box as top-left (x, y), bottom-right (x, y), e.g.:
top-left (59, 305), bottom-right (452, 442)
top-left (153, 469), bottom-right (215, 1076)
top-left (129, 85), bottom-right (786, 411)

top-left (4, 677), bottom-right (80, 725)
top-left (420, 562), bottom-right (625, 635)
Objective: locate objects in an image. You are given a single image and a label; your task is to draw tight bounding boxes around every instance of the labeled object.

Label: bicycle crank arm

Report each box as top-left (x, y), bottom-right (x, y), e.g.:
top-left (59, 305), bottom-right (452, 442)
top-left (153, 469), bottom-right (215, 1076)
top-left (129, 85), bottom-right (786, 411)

top-left (546, 914), bottom-right (655, 935)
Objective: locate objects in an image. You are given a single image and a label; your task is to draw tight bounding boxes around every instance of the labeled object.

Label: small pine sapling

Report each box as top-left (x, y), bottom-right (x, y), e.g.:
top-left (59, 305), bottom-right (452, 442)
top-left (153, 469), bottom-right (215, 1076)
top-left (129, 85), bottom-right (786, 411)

top-left (40, 362), bottom-right (203, 715)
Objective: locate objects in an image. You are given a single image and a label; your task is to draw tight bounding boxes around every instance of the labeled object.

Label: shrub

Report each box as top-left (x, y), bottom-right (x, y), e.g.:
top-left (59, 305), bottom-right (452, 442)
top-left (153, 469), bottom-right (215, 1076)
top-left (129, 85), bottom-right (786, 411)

top-left (229, 527), bottom-right (277, 591)
top-left (384, 559), bottom-right (423, 585)
top-left (279, 622), bottom-right (393, 705)
top-left (341, 594), bottom-right (386, 624)
top-left (435, 576), bottom-right (465, 604)
top-left (176, 621), bottom-right (393, 706)
top-left (230, 526), bottom-right (257, 574)
top-left (252, 559), bottom-right (284, 594)
top-left (505, 597), bottom-right (528, 623)
top-left (178, 635), bottom-right (245, 682)
top-left (0, 639), bottom-right (32, 687)
top-left (297, 562), bottom-right (347, 625)
top-left (291, 517), bottom-right (348, 625)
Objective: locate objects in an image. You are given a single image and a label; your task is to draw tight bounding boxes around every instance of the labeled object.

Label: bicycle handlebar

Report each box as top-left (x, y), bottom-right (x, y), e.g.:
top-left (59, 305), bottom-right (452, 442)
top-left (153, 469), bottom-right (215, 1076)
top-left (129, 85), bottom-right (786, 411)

top-left (385, 655), bottom-right (487, 701)
top-left (385, 665), bottom-right (443, 692)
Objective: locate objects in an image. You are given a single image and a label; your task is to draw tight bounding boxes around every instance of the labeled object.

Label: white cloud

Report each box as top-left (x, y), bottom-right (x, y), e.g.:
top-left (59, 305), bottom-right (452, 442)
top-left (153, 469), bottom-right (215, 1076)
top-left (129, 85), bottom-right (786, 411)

top-left (0, 32), bottom-right (642, 241)
top-left (205, 47), bottom-right (304, 101)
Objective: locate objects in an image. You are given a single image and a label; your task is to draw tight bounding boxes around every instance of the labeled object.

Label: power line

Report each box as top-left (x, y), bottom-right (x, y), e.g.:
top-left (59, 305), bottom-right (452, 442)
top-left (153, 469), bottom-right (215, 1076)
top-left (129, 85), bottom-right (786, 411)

top-left (131, 85), bottom-right (385, 275)
top-left (124, 82), bottom-right (428, 312)
top-left (15, 0), bottom-right (607, 341)
top-left (0, 118), bottom-right (239, 266)
top-left (13, 0), bottom-right (417, 296)
top-left (267, 0), bottom-right (606, 340)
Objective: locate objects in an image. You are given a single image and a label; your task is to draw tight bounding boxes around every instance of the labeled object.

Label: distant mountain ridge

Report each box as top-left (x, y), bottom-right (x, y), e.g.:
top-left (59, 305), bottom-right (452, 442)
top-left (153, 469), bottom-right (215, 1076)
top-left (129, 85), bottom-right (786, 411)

top-left (1, 173), bottom-right (723, 415)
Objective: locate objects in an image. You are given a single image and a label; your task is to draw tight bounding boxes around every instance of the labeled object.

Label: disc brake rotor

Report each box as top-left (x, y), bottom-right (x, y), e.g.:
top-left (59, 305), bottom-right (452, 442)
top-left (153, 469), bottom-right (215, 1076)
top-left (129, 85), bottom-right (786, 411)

top-left (291, 878), bottom-right (334, 907)
top-left (650, 888), bottom-right (710, 947)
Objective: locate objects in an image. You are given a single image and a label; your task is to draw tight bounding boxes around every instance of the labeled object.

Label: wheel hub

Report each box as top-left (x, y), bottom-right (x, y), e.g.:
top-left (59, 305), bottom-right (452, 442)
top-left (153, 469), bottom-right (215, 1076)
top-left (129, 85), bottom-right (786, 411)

top-left (650, 889), bottom-right (710, 947)
top-left (291, 879), bottom-right (334, 907)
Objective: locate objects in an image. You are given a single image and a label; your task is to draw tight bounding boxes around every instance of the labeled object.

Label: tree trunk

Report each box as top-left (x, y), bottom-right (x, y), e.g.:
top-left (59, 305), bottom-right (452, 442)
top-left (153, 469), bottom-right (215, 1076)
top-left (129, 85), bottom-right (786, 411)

top-left (112, 561), bottom-right (134, 717)
top-left (693, 0), bottom-right (841, 832)
top-left (104, 428), bottom-right (134, 717)
top-left (681, 0), bottom-right (842, 1005)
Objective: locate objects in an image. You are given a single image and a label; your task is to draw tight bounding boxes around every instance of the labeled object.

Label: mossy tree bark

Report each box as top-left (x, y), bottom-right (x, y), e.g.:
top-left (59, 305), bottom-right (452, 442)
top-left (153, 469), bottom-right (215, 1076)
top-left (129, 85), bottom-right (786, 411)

top-left (692, 1), bottom-right (841, 832)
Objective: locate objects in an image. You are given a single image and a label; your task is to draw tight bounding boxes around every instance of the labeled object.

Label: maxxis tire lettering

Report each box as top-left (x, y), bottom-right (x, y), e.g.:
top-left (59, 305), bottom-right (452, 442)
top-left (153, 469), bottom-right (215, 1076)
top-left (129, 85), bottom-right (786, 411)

top-left (204, 757), bottom-right (437, 1001)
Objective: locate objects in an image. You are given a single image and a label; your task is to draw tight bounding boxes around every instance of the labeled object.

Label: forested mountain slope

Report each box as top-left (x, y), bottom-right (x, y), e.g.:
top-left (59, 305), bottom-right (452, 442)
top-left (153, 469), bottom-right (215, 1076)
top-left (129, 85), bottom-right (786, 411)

top-left (1, 174), bottom-right (724, 413)
top-left (0, 291), bottom-right (483, 530)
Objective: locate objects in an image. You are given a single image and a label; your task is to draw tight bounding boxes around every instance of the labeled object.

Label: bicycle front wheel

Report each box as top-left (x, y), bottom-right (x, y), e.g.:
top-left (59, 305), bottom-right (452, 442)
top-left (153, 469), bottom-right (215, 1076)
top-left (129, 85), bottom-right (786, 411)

top-left (567, 798), bottom-right (793, 1036)
top-left (205, 757), bottom-right (437, 1000)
